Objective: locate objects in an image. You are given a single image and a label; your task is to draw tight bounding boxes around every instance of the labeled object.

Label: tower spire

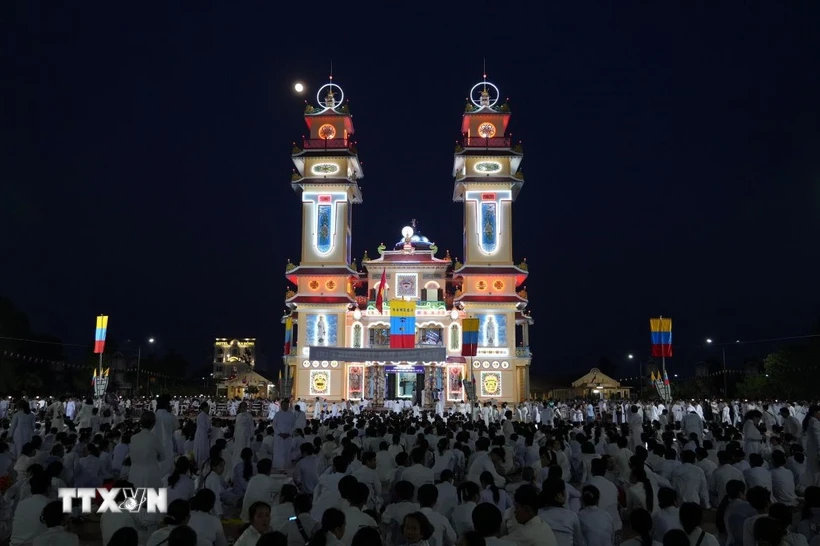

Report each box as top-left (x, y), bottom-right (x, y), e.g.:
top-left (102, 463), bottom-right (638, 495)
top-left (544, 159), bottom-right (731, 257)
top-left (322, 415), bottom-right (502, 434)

top-left (483, 58), bottom-right (487, 91)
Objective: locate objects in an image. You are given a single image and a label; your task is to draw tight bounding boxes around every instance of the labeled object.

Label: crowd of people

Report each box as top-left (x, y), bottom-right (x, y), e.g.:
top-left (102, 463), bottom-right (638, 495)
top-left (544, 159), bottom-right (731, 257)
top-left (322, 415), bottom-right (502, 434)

top-left (1, 393), bottom-right (819, 546)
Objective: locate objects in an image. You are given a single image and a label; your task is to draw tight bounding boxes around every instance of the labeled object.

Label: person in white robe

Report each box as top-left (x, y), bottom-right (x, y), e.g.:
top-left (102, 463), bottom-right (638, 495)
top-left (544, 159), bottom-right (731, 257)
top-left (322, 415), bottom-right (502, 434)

top-left (233, 402), bottom-right (255, 470)
top-left (194, 404), bottom-right (212, 469)
top-left (9, 401), bottom-right (35, 458)
top-left (802, 404), bottom-right (820, 488)
top-left (129, 411), bottom-right (165, 488)
top-left (742, 412), bottom-right (764, 457)
top-left (48, 397), bottom-right (65, 433)
top-left (272, 399), bottom-right (296, 470)
top-left (153, 394), bottom-right (179, 478)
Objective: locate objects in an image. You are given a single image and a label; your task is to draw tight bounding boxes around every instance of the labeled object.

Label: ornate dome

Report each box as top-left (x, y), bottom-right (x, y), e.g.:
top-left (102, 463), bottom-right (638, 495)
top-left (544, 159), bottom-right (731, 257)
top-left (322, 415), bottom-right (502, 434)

top-left (394, 221), bottom-right (435, 250)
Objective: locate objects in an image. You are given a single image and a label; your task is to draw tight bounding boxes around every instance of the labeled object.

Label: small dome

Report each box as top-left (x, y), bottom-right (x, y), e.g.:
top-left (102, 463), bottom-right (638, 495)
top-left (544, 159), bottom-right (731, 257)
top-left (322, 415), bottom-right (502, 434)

top-left (394, 222), bottom-right (435, 250)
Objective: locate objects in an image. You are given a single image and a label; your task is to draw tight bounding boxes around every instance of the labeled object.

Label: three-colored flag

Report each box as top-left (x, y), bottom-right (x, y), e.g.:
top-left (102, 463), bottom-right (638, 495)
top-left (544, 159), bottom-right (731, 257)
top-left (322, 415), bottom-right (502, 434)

top-left (389, 299), bottom-right (416, 348)
top-left (283, 317), bottom-right (293, 355)
top-left (461, 318), bottom-right (479, 357)
top-left (375, 269), bottom-right (387, 314)
top-left (649, 317), bottom-right (672, 358)
top-left (94, 315), bottom-right (109, 354)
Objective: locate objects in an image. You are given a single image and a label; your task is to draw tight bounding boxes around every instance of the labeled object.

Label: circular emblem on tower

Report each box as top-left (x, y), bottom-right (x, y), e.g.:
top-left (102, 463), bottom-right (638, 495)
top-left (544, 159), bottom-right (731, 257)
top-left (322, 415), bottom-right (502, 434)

top-left (317, 82), bottom-right (345, 110)
top-left (469, 81), bottom-right (499, 108)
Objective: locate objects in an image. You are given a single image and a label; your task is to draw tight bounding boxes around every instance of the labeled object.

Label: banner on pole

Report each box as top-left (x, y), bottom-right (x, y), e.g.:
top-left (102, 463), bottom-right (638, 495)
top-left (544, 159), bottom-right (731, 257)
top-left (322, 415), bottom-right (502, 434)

top-left (649, 317), bottom-right (672, 358)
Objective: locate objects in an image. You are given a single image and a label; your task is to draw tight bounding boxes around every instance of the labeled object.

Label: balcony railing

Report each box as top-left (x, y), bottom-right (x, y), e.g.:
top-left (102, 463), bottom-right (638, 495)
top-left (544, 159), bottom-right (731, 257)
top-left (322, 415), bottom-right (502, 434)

top-left (302, 138), bottom-right (351, 150)
top-left (366, 300), bottom-right (446, 311)
top-left (516, 346), bottom-right (531, 357)
top-left (462, 136), bottom-right (511, 148)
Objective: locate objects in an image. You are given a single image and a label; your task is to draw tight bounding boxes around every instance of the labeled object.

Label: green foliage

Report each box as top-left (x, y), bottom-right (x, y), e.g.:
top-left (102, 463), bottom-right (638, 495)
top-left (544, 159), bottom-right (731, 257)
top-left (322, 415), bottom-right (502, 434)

top-left (736, 344), bottom-right (820, 399)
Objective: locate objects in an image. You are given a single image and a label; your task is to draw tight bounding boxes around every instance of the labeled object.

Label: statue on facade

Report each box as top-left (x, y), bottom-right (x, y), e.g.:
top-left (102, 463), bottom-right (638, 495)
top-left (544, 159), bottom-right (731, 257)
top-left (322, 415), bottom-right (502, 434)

top-left (486, 316), bottom-right (497, 346)
top-left (317, 316), bottom-right (327, 345)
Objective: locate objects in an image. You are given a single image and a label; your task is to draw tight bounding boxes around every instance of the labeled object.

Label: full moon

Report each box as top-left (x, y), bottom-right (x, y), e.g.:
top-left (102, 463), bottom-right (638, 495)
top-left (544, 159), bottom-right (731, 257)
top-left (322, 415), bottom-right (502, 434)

top-left (294, 83), bottom-right (304, 92)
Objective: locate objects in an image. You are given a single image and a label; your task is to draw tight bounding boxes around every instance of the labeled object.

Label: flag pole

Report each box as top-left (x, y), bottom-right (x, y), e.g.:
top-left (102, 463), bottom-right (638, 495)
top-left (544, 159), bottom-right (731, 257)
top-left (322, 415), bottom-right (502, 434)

top-left (660, 314), bottom-right (667, 378)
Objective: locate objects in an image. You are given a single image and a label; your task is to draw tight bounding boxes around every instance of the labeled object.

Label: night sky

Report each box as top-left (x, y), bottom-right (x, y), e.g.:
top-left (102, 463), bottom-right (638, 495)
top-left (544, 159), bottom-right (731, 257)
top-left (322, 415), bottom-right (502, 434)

top-left (3, 3), bottom-right (819, 379)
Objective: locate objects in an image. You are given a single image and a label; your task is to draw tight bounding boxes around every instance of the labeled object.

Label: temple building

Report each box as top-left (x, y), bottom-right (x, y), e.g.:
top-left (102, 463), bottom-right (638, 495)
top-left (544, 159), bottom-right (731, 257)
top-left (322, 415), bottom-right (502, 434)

top-left (281, 77), bottom-right (533, 405)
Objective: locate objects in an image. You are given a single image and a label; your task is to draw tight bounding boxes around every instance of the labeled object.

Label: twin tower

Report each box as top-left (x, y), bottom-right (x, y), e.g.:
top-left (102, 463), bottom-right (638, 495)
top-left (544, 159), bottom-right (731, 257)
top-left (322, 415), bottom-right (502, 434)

top-left (282, 77), bottom-right (532, 404)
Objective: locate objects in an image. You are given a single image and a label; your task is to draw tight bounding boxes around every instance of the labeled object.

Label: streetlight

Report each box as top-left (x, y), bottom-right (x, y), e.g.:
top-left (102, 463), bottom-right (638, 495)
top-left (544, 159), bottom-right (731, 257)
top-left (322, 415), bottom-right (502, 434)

top-left (627, 354), bottom-right (640, 398)
top-left (132, 337), bottom-right (156, 397)
top-left (706, 338), bottom-right (728, 396)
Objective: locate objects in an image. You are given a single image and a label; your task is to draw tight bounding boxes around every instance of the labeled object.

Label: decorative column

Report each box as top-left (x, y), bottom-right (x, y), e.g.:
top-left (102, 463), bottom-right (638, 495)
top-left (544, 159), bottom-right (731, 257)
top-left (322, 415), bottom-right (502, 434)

top-left (522, 324), bottom-right (530, 348)
top-left (374, 365), bottom-right (385, 407)
top-left (423, 365), bottom-right (434, 407)
top-left (524, 365), bottom-right (531, 400)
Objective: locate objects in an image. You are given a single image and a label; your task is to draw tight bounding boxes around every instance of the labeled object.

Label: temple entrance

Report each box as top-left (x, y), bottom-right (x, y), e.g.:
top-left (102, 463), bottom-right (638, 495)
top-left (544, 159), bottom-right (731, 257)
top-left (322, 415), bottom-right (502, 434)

top-left (384, 365), bottom-right (424, 405)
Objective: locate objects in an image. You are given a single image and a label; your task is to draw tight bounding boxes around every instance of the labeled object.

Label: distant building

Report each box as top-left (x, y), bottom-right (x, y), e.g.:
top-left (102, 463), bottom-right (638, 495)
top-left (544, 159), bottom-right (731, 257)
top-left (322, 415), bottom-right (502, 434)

top-left (695, 361), bottom-right (709, 378)
top-left (548, 368), bottom-right (632, 400)
top-left (214, 338), bottom-right (256, 381)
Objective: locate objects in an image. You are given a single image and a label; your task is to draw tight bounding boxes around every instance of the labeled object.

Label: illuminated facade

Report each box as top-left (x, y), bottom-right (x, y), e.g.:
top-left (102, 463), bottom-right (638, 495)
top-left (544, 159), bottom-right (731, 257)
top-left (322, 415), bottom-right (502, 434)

top-left (282, 78), bottom-right (533, 405)
top-left (214, 338), bottom-right (256, 380)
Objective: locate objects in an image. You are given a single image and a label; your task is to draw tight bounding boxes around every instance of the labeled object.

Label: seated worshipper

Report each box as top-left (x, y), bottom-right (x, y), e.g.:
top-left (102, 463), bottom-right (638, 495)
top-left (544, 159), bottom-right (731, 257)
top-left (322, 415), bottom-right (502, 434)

top-left (341, 482), bottom-right (378, 545)
top-left (99, 480), bottom-right (146, 546)
top-left (107, 527), bottom-right (138, 546)
top-left (435, 469), bottom-right (458, 520)
top-left (234, 501), bottom-right (272, 546)
top-left (770, 450), bottom-right (798, 507)
top-left (400, 511), bottom-right (435, 546)
top-left (651, 487), bottom-right (682, 543)
top-left (311, 507), bottom-right (346, 546)
top-left (418, 483), bottom-right (458, 546)
top-left (468, 438), bottom-right (505, 488)
top-left (165, 456), bottom-right (196, 505)
top-left (293, 443), bottom-right (319, 495)
top-left (679, 502), bottom-right (719, 546)
top-left (146, 499), bottom-right (190, 546)
top-left (232, 448), bottom-right (256, 498)
top-left (621, 508), bottom-right (661, 546)
top-left (168, 526), bottom-right (199, 546)
top-left (382, 480), bottom-right (421, 540)
top-left (352, 451), bottom-right (382, 511)
top-left (583, 457), bottom-right (620, 538)
top-left (537, 478), bottom-right (583, 546)
top-left (111, 433), bottom-right (130, 476)
top-left (743, 453), bottom-right (773, 493)
top-left (767, 503), bottom-right (809, 546)
top-left (188, 489), bottom-right (229, 546)
top-left (625, 466), bottom-right (658, 517)
top-left (311, 457), bottom-right (351, 520)
top-left (709, 451), bottom-right (745, 505)
top-left (742, 486), bottom-right (772, 546)
top-left (14, 443), bottom-right (36, 474)
top-left (201, 457), bottom-right (238, 517)
top-left (271, 484), bottom-right (298, 531)
top-left (505, 485), bottom-right (559, 546)
top-left (33, 499), bottom-right (80, 546)
top-left (578, 485), bottom-right (615, 546)
top-left (472, 501), bottom-right (517, 546)
top-left (242, 458), bottom-right (276, 522)
top-left (795, 486), bottom-right (820, 542)
top-left (543, 465), bottom-right (581, 512)
top-left (376, 441), bottom-right (396, 486)
top-left (276, 493), bottom-right (320, 546)
top-left (403, 448), bottom-right (435, 498)
top-left (74, 442), bottom-right (105, 488)
top-left (479, 471), bottom-right (513, 513)
top-left (10, 473), bottom-right (51, 546)
top-left (717, 480), bottom-right (753, 546)
top-left (670, 450), bottom-right (709, 508)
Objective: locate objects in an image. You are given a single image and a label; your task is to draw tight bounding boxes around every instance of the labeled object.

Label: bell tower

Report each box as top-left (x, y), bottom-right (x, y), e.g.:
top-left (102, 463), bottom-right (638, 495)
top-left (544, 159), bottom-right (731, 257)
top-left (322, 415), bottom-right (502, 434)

top-left (451, 75), bottom-right (532, 403)
top-left (292, 78), bottom-right (362, 267)
top-left (453, 77), bottom-right (523, 266)
top-left (282, 78), bottom-right (362, 394)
